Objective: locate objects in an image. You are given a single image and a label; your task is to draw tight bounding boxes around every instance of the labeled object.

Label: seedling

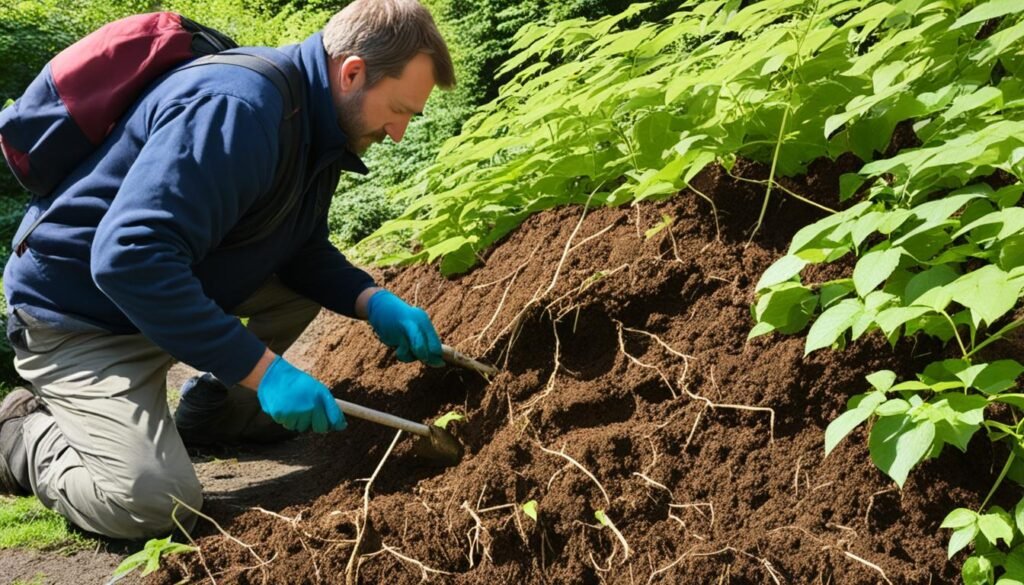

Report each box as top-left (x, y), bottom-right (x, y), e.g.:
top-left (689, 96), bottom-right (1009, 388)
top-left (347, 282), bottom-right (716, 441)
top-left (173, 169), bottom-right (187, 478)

top-left (110, 536), bottom-right (195, 581)
top-left (433, 411), bottom-right (465, 429)
top-left (594, 509), bottom-right (632, 560)
top-left (522, 500), bottom-right (538, 522)
top-left (643, 214), bottom-right (675, 239)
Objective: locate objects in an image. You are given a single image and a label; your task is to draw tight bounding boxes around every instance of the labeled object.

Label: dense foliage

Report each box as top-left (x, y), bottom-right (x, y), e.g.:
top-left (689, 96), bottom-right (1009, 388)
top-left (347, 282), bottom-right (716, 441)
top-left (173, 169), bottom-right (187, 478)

top-left (364, 1), bottom-right (1024, 580)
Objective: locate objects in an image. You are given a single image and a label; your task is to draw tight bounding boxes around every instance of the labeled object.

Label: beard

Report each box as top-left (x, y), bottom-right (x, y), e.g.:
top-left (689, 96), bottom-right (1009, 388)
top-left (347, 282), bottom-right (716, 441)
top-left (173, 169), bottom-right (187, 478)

top-left (335, 88), bottom-right (385, 155)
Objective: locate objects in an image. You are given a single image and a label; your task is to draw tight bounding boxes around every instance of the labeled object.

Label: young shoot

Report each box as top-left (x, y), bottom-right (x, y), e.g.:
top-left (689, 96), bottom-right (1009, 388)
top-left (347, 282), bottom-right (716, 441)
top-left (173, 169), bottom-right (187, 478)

top-left (594, 509), bottom-right (632, 559)
top-left (522, 500), bottom-right (538, 522)
top-left (433, 411), bottom-right (466, 429)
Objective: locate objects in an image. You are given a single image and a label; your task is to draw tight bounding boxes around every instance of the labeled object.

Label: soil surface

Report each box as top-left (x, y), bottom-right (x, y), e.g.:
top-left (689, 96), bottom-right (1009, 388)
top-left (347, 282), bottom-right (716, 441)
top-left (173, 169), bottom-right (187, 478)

top-left (149, 160), bottom-right (1010, 585)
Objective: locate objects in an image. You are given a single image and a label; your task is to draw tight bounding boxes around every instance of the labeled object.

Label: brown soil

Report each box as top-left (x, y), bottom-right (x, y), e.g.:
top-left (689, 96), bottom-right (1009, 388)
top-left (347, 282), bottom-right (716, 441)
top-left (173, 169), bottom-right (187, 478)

top-left (154, 161), bottom-right (1001, 584)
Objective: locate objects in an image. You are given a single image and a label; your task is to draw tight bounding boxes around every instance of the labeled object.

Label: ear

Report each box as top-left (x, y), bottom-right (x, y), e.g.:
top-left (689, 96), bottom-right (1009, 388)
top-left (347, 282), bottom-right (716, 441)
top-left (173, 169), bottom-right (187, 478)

top-left (338, 56), bottom-right (367, 94)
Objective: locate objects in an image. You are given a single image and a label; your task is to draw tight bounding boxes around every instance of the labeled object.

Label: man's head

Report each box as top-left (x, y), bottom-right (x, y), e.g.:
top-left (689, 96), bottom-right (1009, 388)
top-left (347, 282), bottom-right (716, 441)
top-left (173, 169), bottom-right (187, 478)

top-left (323, 0), bottom-right (455, 154)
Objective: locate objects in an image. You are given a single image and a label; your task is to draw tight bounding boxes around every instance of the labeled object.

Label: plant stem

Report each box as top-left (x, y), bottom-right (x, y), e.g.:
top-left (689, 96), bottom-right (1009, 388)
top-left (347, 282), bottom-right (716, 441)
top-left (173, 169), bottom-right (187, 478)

top-left (979, 448), bottom-right (1016, 512)
top-left (940, 310), bottom-right (969, 359)
top-left (966, 317), bottom-right (1024, 359)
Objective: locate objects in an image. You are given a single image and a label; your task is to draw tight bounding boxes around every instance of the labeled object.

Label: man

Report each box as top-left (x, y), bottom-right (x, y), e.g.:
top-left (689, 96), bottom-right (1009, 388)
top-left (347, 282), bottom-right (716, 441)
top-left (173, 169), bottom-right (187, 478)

top-left (0, 0), bottom-right (454, 540)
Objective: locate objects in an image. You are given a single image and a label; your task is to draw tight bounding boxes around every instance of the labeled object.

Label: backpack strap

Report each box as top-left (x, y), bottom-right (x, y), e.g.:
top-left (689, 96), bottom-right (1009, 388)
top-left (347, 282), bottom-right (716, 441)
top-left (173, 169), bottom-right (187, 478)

top-left (176, 50), bottom-right (308, 249)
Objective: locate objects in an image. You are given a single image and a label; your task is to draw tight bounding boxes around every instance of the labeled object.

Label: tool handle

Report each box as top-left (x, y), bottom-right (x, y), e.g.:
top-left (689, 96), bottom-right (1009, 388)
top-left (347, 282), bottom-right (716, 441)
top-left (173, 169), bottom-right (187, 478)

top-left (334, 398), bottom-right (431, 438)
top-left (442, 344), bottom-right (498, 376)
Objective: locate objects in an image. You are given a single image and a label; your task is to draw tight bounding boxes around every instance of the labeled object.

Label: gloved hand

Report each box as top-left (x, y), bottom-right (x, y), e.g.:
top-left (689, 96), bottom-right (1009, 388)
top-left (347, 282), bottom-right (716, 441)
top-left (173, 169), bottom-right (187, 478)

top-left (367, 290), bottom-right (444, 367)
top-left (256, 356), bottom-right (346, 433)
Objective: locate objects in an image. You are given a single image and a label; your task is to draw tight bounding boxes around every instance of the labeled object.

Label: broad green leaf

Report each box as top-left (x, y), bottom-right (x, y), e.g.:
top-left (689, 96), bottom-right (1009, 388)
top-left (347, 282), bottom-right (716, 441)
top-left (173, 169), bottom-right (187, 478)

top-left (853, 247), bottom-right (903, 297)
top-left (824, 391), bottom-right (887, 456)
top-left (876, 399), bottom-right (910, 417)
top-left (949, 524), bottom-right (980, 559)
top-left (644, 214), bottom-right (675, 240)
top-left (868, 415), bottom-right (936, 488)
top-left (756, 255), bottom-right (808, 292)
top-left (754, 283), bottom-right (817, 335)
top-left (952, 0), bottom-right (1024, 29)
top-left (943, 508), bottom-right (979, 530)
top-left (805, 299), bottom-right (863, 355)
top-left (963, 554), bottom-right (994, 585)
top-left (1016, 498), bottom-right (1024, 535)
top-left (948, 265), bottom-right (1023, 327)
top-left (875, 306), bottom-right (933, 337)
top-left (820, 280), bottom-right (855, 309)
top-left (959, 360), bottom-right (1024, 395)
top-left (978, 511), bottom-right (1015, 547)
top-left (866, 371), bottom-right (897, 393)
top-left (594, 509), bottom-right (610, 527)
top-left (904, 265), bottom-right (960, 304)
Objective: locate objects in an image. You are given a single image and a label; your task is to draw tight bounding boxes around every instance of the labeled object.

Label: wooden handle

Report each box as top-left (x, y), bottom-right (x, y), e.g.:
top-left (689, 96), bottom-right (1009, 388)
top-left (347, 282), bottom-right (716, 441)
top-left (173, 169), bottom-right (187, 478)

top-left (334, 398), bottom-right (431, 438)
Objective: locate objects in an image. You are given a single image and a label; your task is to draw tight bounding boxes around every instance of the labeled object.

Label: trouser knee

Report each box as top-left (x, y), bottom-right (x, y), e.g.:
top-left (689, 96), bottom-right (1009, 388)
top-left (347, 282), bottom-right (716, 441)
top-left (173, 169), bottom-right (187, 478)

top-left (113, 471), bottom-right (203, 539)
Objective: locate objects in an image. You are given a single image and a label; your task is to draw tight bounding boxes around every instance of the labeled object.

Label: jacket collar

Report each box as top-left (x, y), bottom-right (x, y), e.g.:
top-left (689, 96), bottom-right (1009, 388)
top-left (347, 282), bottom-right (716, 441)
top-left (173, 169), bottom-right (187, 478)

top-left (280, 32), bottom-right (368, 175)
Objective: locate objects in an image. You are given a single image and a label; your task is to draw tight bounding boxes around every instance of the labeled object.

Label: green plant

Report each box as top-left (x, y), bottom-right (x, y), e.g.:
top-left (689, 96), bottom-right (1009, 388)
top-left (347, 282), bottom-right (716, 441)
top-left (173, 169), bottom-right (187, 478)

top-left (111, 536), bottom-right (196, 580)
top-left (522, 499), bottom-right (538, 521)
top-left (741, 0), bottom-right (1024, 580)
top-left (359, 0), bottom-right (862, 274)
top-left (433, 410), bottom-right (465, 428)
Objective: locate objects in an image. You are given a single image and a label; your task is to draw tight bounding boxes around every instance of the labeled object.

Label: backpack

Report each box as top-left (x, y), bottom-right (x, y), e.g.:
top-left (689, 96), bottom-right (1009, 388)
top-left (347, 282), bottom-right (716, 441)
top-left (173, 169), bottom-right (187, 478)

top-left (0, 12), bottom-right (307, 251)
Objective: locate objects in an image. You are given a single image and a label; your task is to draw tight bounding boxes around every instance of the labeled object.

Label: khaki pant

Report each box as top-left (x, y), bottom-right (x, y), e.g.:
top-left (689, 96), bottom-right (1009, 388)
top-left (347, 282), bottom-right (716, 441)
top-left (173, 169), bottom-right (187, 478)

top-left (12, 277), bottom-right (319, 540)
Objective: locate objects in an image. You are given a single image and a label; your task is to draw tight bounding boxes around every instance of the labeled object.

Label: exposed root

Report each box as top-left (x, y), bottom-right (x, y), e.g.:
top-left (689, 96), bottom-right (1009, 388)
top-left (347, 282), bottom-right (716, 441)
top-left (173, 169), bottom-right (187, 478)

top-left (669, 502), bottom-right (715, 532)
top-left (864, 487), bottom-right (897, 527)
top-left (633, 472), bottom-right (672, 496)
top-left (465, 242), bottom-right (541, 351)
top-left (171, 496), bottom-right (274, 585)
top-left (487, 186), bottom-right (603, 357)
top-left (538, 442), bottom-right (611, 505)
top-left (615, 321), bottom-right (684, 399)
top-left (843, 551), bottom-right (893, 585)
top-left (460, 500), bottom-right (493, 568)
top-left (678, 372), bottom-right (776, 445)
top-left (361, 542), bottom-right (454, 581)
top-left (346, 430), bottom-right (403, 585)
top-left (688, 547), bottom-right (782, 585)
top-left (597, 509), bottom-right (633, 561)
top-left (252, 507), bottom-right (327, 584)
top-left (646, 545), bottom-right (700, 584)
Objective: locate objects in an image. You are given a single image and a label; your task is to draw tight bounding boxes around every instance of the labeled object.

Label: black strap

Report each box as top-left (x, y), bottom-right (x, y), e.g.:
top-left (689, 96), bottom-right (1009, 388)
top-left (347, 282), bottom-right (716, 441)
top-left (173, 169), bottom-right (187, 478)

top-left (177, 52), bottom-right (307, 249)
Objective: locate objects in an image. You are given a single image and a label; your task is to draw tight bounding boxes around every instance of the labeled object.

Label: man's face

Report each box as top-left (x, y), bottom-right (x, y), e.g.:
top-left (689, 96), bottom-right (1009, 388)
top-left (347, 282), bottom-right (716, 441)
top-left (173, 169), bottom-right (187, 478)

top-left (332, 53), bottom-right (436, 155)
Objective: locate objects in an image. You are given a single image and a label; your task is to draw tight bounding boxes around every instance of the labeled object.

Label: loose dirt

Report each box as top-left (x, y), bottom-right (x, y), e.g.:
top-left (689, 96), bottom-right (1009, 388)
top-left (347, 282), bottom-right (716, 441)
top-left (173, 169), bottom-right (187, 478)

top-left (153, 160), bottom-right (1005, 584)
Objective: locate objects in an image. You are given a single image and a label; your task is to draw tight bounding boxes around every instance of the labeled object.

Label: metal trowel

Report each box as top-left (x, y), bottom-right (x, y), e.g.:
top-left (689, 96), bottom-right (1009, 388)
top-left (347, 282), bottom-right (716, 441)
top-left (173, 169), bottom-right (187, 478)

top-left (327, 345), bottom-right (494, 466)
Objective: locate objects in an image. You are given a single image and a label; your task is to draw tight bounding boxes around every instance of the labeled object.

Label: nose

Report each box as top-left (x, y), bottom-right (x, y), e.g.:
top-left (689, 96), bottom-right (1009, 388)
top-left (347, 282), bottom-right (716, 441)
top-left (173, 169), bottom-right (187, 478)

top-left (384, 116), bottom-right (411, 144)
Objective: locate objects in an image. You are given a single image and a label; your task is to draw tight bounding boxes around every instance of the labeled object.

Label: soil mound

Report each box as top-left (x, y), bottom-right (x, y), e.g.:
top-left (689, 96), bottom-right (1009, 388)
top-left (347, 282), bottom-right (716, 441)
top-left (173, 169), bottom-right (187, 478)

top-left (157, 162), bottom-right (993, 584)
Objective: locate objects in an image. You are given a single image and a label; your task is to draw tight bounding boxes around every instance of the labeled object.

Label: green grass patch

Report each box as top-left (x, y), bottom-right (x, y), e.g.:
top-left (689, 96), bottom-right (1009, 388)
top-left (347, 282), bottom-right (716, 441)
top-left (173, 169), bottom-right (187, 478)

top-left (0, 495), bottom-right (93, 552)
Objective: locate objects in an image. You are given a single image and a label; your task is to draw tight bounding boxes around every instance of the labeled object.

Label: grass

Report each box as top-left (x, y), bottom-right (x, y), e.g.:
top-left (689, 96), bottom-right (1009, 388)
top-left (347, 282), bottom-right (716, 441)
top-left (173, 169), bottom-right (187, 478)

top-left (0, 495), bottom-right (94, 552)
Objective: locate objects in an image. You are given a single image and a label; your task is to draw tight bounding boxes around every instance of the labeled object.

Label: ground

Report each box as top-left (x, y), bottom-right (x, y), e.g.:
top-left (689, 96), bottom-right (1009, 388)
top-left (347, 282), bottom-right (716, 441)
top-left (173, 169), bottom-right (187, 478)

top-left (0, 160), bottom-right (1011, 584)
top-left (149, 160), bottom-right (1007, 584)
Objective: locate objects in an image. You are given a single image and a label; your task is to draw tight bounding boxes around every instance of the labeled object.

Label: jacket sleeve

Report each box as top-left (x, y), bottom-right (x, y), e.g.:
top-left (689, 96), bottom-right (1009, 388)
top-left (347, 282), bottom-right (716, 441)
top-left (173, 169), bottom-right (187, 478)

top-left (278, 218), bottom-right (377, 319)
top-left (91, 93), bottom-right (278, 386)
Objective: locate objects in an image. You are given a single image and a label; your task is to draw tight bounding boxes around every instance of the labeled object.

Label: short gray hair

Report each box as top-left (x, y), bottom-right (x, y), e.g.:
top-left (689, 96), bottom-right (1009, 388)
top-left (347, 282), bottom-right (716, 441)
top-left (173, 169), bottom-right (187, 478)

top-left (322, 0), bottom-right (455, 89)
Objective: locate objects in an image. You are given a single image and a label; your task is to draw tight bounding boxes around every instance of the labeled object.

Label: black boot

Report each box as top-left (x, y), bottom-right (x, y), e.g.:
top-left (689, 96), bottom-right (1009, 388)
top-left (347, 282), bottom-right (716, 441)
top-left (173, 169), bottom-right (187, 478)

top-left (0, 388), bottom-right (41, 495)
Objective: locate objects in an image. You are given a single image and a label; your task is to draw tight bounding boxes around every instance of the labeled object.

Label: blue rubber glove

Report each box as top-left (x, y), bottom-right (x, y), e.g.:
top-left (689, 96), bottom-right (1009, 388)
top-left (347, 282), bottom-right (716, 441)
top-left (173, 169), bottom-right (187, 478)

top-left (367, 290), bottom-right (444, 367)
top-left (256, 356), bottom-right (346, 433)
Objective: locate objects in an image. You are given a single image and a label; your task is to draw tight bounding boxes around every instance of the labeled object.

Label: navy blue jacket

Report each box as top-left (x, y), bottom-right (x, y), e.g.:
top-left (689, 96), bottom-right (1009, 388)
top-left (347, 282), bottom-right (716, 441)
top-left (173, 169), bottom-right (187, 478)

top-left (3, 32), bottom-right (377, 385)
